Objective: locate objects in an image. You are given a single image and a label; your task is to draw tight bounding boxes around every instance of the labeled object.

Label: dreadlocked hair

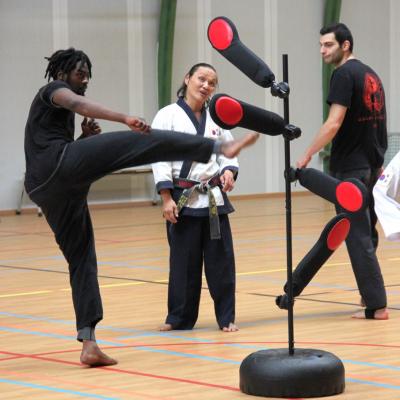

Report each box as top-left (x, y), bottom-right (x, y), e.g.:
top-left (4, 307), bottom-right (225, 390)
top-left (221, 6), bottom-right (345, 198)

top-left (44, 48), bottom-right (92, 81)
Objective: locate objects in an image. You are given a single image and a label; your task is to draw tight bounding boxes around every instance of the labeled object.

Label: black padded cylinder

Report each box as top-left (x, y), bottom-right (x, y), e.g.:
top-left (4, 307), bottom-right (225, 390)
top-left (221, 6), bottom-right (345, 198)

top-left (240, 348), bottom-right (345, 398)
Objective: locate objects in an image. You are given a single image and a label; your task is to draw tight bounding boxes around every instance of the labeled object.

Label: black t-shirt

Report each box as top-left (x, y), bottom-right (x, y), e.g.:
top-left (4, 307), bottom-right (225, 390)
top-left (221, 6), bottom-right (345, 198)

top-left (24, 80), bottom-right (75, 192)
top-left (327, 59), bottom-right (387, 173)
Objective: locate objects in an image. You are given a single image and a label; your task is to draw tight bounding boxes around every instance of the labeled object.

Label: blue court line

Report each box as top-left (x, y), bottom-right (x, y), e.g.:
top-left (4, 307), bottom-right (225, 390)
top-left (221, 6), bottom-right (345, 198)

top-left (0, 326), bottom-right (77, 341)
top-left (343, 359), bottom-right (400, 371)
top-left (118, 331), bottom-right (215, 341)
top-left (0, 310), bottom-right (357, 339)
top-left (117, 332), bottom-right (269, 350)
top-left (0, 326), bottom-right (123, 347)
top-left (0, 378), bottom-right (119, 399)
top-left (347, 377), bottom-right (400, 390)
top-left (0, 311), bottom-right (75, 326)
top-left (135, 346), bottom-right (240, 364)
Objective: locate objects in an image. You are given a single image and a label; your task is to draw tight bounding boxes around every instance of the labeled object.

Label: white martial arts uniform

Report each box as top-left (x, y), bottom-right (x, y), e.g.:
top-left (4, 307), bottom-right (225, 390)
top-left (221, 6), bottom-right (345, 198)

top-left (152, 100), bottom-right (239, 213)
top-left (373, 151), bottom-right (400, 241)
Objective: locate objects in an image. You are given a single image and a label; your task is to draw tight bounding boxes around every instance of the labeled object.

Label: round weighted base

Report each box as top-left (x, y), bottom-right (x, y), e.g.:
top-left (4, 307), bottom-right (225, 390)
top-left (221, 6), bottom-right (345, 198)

top-left (240, 348), bottom-right (345, 398)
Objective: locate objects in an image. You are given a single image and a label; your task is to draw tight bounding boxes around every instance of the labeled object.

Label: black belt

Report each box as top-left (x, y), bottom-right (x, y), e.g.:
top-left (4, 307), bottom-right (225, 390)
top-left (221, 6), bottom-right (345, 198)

top-left (173, 175), bottom-right (221, 189)
top-left (174, 175), bottom-right (221, 240)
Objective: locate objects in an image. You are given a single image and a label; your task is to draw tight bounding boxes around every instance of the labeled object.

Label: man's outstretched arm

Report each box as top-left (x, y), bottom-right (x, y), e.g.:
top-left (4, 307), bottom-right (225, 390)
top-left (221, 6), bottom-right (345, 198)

top-left (52, 87), bottom-right (150, 132)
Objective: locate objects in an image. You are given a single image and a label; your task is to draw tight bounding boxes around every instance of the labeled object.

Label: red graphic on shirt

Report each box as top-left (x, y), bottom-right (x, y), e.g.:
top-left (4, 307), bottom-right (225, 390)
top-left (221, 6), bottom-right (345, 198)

top-left (363, 73), bottom-right (384, 113)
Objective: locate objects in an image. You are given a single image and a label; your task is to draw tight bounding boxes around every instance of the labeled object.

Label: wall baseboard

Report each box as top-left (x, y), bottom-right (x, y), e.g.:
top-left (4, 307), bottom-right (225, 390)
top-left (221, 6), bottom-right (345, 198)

top-left (0, 191), bottom-right (313, 216)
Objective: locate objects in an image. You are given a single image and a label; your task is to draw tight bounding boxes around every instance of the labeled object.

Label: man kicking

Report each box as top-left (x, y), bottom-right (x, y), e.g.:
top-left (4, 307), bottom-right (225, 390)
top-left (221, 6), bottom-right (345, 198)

top-left (24, 48), bottom-right (259, 367)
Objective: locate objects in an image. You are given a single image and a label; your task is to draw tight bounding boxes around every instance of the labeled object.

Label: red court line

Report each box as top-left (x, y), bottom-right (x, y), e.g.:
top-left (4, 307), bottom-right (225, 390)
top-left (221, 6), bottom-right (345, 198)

top-left (2, 339), bottom-right (398, 396)
top-left (0, 367), bottom-right (173, 400)
top-left (0, 355), bottom-right (26, 362)
top-left (0, 350), bottom-right (240, 392)
top-left (9, 339), bottom-right (400, 360)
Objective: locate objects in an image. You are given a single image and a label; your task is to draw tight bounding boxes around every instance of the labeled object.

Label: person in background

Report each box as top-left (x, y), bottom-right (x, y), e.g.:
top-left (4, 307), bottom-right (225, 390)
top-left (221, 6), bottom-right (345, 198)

top-left (297, 23), bottom-right (388, 320)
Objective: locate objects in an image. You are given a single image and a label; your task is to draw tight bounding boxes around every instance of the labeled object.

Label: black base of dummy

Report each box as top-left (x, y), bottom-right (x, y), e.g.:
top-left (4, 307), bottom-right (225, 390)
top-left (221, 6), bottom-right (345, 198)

top-left (240, 348), bottom-right (345, 398)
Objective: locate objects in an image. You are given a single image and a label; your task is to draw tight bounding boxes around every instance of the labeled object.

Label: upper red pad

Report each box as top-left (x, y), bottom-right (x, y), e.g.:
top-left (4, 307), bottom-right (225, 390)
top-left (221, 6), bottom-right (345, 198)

top-left (215, 96), bottom-right (243, 125)
top-left (208, 19), bottom-right (234, 50)
top-left (336, 181), bottom-right (363, 212)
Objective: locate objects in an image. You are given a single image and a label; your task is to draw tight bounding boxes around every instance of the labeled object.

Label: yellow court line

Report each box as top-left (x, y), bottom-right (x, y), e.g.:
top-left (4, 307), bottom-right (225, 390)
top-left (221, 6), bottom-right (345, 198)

top-left (237, 268), bottom-right (286, 276)
top-left (236, 262), bottom-right (351, 277)
top-left (2, 263), bottom-right (354, 298)
top-left (0, 290), bottom-right (52, 298)
top-left (100, 282), bottom-right (147, 288)
top-left (99, 278), bottom-right (169, 288)
top-left (323, 262), bottom-right (351, 267)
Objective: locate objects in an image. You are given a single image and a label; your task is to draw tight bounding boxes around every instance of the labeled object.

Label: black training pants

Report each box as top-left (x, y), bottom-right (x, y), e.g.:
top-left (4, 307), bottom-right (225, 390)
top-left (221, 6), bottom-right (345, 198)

top-left (332, 167), bottom-right (387, 310)
top-left (165, 214), bottom-right (236, 330)
top-left (28, 130), bottom-right (215, 331)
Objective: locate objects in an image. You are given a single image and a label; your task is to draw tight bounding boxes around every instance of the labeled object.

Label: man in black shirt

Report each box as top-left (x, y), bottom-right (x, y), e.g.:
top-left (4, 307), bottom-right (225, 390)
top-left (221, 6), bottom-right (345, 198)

top-left (24, 48), bottom-right (258, 366)
top-left (297, 23), bottom-right (388, 320)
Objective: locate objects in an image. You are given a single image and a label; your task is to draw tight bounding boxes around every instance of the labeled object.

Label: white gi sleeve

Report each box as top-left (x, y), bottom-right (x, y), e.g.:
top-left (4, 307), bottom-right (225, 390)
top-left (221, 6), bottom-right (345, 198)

top-left (373, 151), bottom-right (400, 241)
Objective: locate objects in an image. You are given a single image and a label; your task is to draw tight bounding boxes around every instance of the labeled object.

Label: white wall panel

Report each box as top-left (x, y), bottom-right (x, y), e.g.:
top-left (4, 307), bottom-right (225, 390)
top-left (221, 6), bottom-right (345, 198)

top-left (1, 0), bottom-right (399, 210)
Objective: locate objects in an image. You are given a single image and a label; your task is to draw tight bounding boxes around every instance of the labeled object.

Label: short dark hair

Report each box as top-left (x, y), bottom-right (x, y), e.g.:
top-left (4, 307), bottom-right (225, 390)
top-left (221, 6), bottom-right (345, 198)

top-left (176, 62), bottom-right (217, 99)
top-left (44, 47), bottom-right (92, 81)
top-left (320, 22), bottom-right (353, 52)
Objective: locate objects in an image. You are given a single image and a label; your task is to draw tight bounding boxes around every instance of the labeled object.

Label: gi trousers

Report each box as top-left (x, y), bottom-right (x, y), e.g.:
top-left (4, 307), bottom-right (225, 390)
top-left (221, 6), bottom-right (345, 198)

top-left (27, 130), bottom-right (215, 332)
top-left (165, 214), bottom-right (236, 329)
top-left (332, 167), bottom-right (387, 310)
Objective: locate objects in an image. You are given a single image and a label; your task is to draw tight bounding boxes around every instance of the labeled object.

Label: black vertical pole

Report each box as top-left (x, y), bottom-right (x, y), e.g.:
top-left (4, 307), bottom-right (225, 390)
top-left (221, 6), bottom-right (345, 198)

top-left (282, 54), bottom-right (295, 355)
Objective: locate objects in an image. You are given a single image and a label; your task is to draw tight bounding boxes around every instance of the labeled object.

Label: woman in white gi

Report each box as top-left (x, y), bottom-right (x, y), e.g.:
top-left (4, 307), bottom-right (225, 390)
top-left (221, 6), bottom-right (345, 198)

top-left (152, 63), bottom-right (241, 332)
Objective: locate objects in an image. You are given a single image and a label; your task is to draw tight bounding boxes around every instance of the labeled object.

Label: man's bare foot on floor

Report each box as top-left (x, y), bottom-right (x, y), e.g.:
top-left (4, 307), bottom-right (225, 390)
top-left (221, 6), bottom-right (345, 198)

top-left (80, 340), bottom-right (117, 367)
top-left (351, 308), bottom-right (389, 320)
top-left (159, 323), bottom-right (173, 331)
top-left (222, 322), bottom-right (239, 332)
top-left (221, 132), bottom-right (259, 158)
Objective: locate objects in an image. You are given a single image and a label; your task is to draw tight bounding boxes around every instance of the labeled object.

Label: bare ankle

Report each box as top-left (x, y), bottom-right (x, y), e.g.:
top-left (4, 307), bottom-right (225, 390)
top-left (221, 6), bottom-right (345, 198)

top-left (222, 322), bottom-right (239, 332)
top-left (80, 340), bottom-right (117, 367)
top-left (159, 323), bottom-right (173, 331)
top-left (220, 132), bottom-right (259, 158)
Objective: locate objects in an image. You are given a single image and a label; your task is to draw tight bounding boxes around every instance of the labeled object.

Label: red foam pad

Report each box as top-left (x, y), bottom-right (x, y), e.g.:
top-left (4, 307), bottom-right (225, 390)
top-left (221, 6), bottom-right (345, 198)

top-left (336, 181), bottom-right (363, 212)
top-left (208, 19), bottom-right (233, 50)
top-left (215, 96), bottom-right (243, 125)
top-left (327, 218), bottom-right (350, 251)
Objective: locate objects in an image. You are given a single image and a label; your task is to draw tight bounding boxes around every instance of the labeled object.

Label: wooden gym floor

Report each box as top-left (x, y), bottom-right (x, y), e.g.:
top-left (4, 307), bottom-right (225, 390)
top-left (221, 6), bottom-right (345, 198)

top-left (0, 194), bottom-right (399, 399)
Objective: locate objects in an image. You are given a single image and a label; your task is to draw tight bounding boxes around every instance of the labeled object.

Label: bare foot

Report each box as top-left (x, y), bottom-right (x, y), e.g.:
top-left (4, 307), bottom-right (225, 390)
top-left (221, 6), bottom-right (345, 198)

top-left (158, 323), bottom-right (173, 331)
top-left (220, 132), bottom-right (259, 158)
top-left (222, 322), bottom-right (239, 332)
top-left (351, 308), bottom-right (389, 320)
top-left (80, 340), bottom-right (118, 367)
